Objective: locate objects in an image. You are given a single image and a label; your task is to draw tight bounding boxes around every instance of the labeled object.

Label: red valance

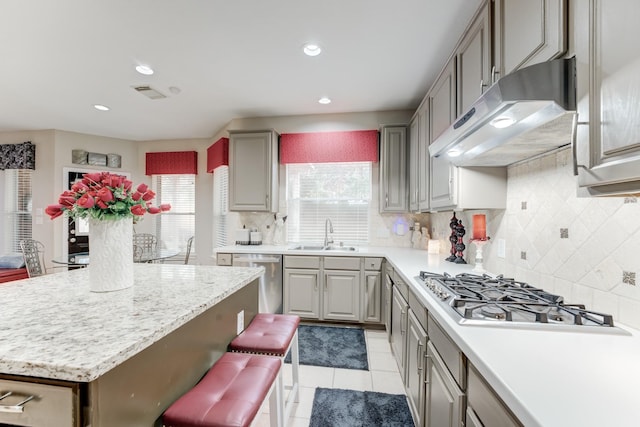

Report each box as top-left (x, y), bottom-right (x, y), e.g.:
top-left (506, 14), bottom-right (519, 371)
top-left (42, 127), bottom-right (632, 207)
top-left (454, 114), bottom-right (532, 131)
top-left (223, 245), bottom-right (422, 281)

top-left (207, 137), bottom-right (229, 173)
top-left (146, 151), bottom-right (197, 175)
top-left (280, 130), bottom-right (378, 164)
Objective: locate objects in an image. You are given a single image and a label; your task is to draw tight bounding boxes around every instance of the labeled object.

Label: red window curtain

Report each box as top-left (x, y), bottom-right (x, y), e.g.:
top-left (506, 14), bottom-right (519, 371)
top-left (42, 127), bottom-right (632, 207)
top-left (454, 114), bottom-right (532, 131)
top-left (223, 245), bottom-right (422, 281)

top-left (145, 151), bottom-right (197, 175)
top-left (207, 137), bottom-right (229, 173)
top-left (280, 130), bottom-right (378, 164)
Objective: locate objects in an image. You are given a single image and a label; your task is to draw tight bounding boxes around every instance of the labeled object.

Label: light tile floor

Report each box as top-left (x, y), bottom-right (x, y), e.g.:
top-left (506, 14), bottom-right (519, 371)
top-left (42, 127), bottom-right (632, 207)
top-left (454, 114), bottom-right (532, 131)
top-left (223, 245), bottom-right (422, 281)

top-left (255, 328), bottom-right (407, 427)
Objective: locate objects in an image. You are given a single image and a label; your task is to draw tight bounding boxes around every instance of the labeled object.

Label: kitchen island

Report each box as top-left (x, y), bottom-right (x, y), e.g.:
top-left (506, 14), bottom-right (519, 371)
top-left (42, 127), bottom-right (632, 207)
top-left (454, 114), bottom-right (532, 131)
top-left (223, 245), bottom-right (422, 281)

top-left (0, 263), bottom-right (262, 426)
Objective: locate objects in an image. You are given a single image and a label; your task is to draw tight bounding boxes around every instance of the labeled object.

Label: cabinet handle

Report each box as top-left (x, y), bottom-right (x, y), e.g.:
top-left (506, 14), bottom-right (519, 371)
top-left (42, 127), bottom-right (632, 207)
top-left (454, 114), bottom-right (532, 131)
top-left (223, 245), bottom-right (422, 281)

top-left (491, 66), bottom-right (500, 84)
top-left (0, 392), bottom-right (35, 413)
top-left (571, 113), bottom-right (589, 176)
top-left (385, 193), bottom-right (389, 208)
top-left (417, 341), bottom-right (424, 371)
top-left (480, 79), bottom-right (488, 94)
top-left (400, 309), bottom-right (406, 335)
top-left (423, 354), bottom-right (431, 385)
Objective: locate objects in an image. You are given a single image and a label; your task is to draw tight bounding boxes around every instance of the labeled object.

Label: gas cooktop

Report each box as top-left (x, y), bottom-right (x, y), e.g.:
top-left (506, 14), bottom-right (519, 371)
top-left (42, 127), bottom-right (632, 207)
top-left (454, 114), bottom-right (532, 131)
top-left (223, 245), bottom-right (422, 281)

top-left (417, 271), bottom-right (617, 331)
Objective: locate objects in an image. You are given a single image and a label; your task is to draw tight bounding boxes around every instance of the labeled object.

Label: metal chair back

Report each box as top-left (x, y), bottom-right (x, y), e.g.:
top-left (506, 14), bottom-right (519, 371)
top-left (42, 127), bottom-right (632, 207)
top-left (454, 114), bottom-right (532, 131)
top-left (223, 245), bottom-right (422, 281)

top-left (184, 236), bottom-right (194, 264)
top-left (132, 233), bottom-right (158, 263)
top-left (19, 239), bottom-right (46, 277)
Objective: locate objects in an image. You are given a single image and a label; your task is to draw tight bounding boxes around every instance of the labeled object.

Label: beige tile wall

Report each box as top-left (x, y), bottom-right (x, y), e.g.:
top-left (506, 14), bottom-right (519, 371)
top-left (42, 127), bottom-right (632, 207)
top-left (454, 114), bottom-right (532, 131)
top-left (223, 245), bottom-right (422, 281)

top-left (432, 147), bottom-right (640, 330)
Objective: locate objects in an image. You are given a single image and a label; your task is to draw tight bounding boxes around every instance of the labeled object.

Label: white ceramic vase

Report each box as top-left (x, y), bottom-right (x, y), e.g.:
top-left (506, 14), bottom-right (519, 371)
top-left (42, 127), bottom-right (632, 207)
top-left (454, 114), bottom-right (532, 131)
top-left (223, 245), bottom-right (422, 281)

top-left (88, 217), bottom-right (134, 292)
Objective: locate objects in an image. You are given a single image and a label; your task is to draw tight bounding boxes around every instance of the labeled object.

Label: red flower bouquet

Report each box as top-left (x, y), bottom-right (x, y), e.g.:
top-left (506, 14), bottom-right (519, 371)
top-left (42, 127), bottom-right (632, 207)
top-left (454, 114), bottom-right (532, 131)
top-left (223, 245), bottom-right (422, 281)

top-left (45, 172), bottom-right (170, 221)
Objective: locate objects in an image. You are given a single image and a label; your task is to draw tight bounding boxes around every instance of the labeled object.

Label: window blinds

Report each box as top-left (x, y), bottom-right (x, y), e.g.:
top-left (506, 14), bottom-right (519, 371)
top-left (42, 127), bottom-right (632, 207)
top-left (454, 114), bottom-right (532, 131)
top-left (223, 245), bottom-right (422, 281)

top-left (153, 174), bottom-right (196, 255)
top-left (286, 162), bottom-right (371, 244)
top-left (212, 166), bottom-right (229, 248)
top-left (2, 170), bottom-right (32, 253)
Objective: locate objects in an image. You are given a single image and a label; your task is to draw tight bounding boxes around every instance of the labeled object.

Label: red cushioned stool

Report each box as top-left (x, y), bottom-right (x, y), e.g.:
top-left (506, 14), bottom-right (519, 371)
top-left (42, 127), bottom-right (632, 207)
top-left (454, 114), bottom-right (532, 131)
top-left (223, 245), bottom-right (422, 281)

top-left (163, 352), bottom-right (283, 427)
top-left (229, 314), bottom-right (300, 423)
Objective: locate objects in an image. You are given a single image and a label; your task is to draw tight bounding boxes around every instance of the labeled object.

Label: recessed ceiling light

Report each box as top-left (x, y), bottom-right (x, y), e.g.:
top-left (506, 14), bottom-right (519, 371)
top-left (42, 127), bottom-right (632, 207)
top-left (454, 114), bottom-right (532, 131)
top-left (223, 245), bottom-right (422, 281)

top-left (93, 104), bottom-right (110, 111)
top-left (135, 65), bottom-right (154, 75)
top-left (447, 149), bottom-right (462, 157)
top-left (303, 43), bottom-right (322, 57)
top-left (318, 97), bottom-right (331, 104)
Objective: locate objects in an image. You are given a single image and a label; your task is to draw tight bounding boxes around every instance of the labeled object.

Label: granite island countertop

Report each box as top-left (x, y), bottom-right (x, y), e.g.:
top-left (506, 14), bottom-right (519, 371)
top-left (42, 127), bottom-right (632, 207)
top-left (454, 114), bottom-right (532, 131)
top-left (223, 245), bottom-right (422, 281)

top-left (0, 264), bottom-right (263, 382)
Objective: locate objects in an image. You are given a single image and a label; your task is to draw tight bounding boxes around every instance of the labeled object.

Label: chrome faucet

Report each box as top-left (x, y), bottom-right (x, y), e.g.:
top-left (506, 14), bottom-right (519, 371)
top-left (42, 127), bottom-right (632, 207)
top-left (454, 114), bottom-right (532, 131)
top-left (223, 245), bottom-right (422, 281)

top-left (324, 218), bottom-right (334, 248)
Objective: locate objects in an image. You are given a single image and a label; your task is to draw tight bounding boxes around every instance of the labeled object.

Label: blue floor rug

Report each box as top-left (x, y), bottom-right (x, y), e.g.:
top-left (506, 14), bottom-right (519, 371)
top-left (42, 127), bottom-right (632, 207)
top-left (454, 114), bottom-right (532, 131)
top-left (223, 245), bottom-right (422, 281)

top-left (309, 388), bottom-right (414, 427)
top-left (285, 324), bottom-right (369, 370)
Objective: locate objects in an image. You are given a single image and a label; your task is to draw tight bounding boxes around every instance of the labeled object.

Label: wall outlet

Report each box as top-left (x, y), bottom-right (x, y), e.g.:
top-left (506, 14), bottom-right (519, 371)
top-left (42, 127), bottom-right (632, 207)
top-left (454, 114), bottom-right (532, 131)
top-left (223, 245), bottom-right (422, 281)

top-left (236, 310), bottom-right (245, 335)
top-left (497, 239), bottom-right (506, 258)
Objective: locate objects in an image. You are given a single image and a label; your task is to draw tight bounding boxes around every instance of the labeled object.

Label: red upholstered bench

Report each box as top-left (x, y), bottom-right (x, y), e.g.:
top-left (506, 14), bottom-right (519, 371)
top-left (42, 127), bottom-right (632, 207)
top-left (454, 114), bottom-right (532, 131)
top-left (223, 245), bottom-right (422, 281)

top-left (0, 268), bottom-right (28, 284)
top-left (229, 314), bottom-right (300, 422)
top-left (163, 352), bottom-right (283, 427)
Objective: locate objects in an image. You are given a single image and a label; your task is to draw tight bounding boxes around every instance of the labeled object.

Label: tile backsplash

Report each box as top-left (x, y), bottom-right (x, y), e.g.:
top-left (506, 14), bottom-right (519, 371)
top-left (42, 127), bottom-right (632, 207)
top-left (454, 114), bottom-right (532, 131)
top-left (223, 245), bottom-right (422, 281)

top-left (432, 148), bottom-right (640, 330)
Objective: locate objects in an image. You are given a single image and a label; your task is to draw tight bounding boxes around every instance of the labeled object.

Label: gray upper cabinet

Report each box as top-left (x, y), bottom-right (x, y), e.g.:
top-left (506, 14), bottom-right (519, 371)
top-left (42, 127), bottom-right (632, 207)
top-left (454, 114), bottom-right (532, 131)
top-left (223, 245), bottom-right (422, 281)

top-left (574, 0), bottom-right (640, 196)
top-left (456, 1), bottom-right (491, 116)
top-left (380, 126), bottom-right (408, 213)
top-left (228, 129), bottom-right (279, 212)
top-left (494, 0), bottom-right (567, 78)
top-left (409, 101), bottom-right (430, 212)
top-left (429, 57), bottom-right (458, 210)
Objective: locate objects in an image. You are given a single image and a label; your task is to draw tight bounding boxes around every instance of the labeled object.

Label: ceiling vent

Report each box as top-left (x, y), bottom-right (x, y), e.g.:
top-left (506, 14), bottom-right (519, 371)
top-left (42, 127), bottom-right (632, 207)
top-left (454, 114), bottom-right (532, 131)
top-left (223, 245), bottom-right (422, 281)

top-left (133, 85), bottom-right (166, 100)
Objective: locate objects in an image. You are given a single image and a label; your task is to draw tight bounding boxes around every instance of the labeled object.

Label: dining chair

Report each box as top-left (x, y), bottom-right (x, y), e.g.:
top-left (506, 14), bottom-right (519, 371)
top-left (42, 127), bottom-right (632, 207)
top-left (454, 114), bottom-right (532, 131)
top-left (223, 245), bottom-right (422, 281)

top-left (184, 236), bottom-right (194, 264)
top-left (19, 239), bottom-right (46, 277)
top-left (132, 233), bottom-right (158, 263)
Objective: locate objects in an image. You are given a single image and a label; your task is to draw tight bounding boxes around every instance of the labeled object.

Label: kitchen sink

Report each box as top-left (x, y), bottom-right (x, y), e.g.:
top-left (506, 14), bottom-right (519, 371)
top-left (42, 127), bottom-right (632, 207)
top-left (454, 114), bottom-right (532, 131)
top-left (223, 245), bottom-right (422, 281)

top-left (288, 245), bottom-right (358, 252)
top-left (289, 245), bottom-right (326, 251)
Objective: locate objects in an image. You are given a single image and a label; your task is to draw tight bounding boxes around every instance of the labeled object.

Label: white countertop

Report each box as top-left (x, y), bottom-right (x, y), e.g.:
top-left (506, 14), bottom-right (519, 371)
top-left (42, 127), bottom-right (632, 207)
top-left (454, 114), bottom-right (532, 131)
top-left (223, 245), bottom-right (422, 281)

top-left (216, 244), bottom-right (640, 427)
top-left (0, 264), bottom-right (263, 382)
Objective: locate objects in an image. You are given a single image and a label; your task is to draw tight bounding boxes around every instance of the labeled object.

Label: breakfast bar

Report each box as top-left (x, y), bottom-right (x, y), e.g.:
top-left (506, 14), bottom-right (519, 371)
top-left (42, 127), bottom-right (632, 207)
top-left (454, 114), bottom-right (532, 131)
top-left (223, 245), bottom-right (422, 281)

top-left (0, 264), bottom-right (263, 426)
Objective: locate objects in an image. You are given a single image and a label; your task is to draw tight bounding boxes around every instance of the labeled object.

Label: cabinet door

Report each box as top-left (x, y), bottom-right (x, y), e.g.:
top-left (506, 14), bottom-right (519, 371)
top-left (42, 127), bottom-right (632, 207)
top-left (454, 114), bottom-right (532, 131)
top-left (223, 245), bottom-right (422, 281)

top-left (429, 57), bottom-right (458, 210)
top-left (575, 0), bottom-right (640, 195)
top-left (229, 130), bottom-right (278, 212)
top-left (425, 342), bottom-right (465, 427)
top-left (456, 2), bottom-right (491, 116)
top-left (417, 102), bottom-right (430, 212)
top-left (405, 310), bottom-right (427, 426)
top-left (363, 271), bottom-right (382, 323)
top-left (390, 286), bottom-right (408, 374)
top-left (323, 270), bottom-right (361, 321)
top-left (379, 126), bottom-right (408, 213)
top-left (494, 0), bottom-right (566, 77)
top-left (284, 268), bottom-right (320, 319)
top-left (408, 116), bottom-right (420, 212)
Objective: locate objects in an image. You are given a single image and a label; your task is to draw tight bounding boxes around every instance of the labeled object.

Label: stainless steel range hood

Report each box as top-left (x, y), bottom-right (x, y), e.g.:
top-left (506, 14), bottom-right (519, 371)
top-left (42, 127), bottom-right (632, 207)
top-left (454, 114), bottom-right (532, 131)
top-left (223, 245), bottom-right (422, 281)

top-left (429, 57), bottom-right (576, 167)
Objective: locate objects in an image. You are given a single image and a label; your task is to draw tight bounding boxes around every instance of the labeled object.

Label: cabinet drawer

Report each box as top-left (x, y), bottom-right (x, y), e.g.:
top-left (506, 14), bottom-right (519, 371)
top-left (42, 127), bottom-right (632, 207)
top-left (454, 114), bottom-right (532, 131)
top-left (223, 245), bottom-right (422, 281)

top-left (393, 274), bottom-right (409, 300)
top-left (216, 253), bottom-right (232, 266)
top-left (427, 314), bottom-right (466, 390)
top-left (0, 378), bottom-right (79, 426)
top-left (364, 257), bottom-right (383, 270)
top-left (408, 290), bottom-right (427, 329)
top-left (284, 256), bottom-right (321, 269)
top-left (468, 363), bottom-right (522, 427)
top-left (324, 256), bottom-right (360, 270)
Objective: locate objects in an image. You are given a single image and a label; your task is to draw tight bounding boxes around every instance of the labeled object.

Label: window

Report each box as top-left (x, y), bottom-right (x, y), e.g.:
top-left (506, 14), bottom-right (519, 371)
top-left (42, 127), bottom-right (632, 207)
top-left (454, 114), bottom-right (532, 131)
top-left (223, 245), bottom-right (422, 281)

top-left (286, 162), bottom-right (371, 244)
top-left (1, 169), bottom-right (32, 253)
top-left (212, 166), bottom-right (229, 248)
top-left (153, 174), bottom-right (195, 256)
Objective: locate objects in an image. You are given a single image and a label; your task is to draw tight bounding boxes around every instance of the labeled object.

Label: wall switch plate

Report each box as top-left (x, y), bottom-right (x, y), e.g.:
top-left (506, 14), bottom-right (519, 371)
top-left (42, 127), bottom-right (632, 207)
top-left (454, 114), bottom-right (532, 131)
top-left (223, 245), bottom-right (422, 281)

top-left (236, 310), bottom-right (245, 335)
top-left (497, 239), bottom-right (506, 258)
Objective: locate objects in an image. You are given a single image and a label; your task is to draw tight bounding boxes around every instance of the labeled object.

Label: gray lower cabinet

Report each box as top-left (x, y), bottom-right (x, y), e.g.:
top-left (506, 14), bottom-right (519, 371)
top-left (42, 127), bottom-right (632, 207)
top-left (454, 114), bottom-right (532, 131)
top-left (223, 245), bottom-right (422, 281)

top-left (283, 267), bottom-right (321, 319)
top-left (284, 255), bottom-right (381, 323)
top-left (405, 309), bottom-right (427, 426)
top-left (384, 264), bottom-right (393, 341)
top-left (323, 269), bottom-right (361, 321)
top-left (390, 285), bottom-right (408, 373)
top-left (467, 363), bottom-right (522, 427)
top-left (425, 341), bottom-right (465, 427)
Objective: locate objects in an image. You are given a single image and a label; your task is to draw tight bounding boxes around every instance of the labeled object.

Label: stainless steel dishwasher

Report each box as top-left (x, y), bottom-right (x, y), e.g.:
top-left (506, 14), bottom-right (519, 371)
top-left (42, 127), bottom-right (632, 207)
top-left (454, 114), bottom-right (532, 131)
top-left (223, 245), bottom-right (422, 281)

top-left (232, 253), bottom-right (283, 314)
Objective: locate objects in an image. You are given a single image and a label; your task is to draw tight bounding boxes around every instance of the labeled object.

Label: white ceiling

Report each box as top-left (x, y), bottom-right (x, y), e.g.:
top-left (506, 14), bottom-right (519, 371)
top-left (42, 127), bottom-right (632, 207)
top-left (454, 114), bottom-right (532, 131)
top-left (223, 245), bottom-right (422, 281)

top-left (0, 0), bottom-right (482, 141)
